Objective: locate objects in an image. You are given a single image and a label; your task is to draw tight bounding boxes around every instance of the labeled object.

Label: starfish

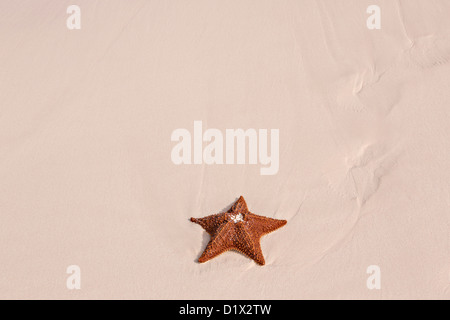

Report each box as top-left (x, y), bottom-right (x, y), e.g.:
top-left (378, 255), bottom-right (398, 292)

top-left (190, 196), bottom-right (287, 265)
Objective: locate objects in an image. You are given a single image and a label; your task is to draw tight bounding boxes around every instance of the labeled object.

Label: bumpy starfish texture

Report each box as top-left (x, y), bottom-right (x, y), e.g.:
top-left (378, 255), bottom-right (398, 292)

top-left (190, 196), bottom-right (287, 265)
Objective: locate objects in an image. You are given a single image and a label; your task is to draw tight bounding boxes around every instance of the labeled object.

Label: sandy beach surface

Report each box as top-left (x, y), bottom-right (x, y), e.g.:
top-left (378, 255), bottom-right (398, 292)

top-left (0, 0), bottom-right (449, 299)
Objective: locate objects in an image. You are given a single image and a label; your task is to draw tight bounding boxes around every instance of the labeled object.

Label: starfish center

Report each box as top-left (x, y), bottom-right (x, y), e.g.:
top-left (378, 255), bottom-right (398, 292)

top-left (230, 213), bottom-right (244, 223)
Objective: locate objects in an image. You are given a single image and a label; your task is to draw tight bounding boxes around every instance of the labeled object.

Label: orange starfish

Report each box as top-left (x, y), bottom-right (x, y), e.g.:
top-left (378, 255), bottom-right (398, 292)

top-left (190, 196), bottom-right (287, 265)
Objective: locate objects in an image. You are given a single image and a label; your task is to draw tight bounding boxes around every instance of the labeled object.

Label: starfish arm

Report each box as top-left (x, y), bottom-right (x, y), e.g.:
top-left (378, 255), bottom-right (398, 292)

top-left (228, 196), bottom-right (249, 214)
top-left (190, 213), bottom-right (227, 235)
top-left (246, 213), bottom-right (287, 238)
top-left (197, 221), bottom-right (234, 263)
top-left (234, 223), bottom-right (265, 265)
